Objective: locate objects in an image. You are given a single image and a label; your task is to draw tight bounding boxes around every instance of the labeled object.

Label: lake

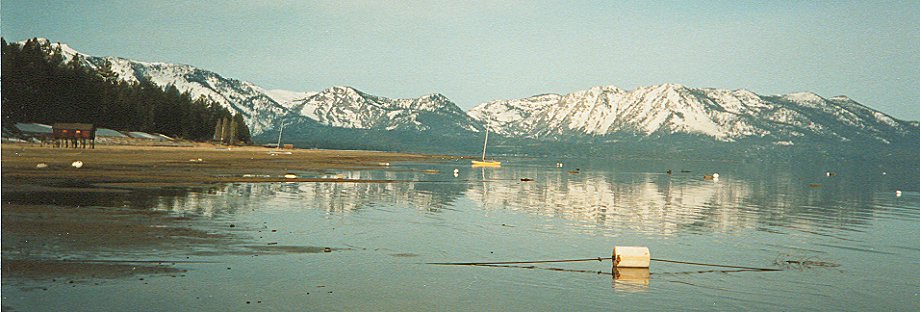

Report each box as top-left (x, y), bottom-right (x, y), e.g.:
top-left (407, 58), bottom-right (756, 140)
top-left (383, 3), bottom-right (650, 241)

top-left (3, 157), bottom-right (919, 311)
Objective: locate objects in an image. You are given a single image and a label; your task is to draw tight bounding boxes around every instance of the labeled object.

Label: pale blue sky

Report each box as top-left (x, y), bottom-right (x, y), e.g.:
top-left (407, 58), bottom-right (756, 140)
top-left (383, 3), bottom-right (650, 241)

top-left (3, 0), bottom-right (918, 120)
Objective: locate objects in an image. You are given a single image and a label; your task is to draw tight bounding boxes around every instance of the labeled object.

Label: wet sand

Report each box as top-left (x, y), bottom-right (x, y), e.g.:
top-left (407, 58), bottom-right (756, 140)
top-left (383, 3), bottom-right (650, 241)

top-left (1, 142), bottom-right (458, 285)
top-left (2, 142), bottom-right (455, 187)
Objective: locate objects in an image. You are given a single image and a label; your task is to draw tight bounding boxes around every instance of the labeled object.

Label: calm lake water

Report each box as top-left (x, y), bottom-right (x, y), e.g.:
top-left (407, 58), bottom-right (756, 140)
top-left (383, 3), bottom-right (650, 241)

top-left (3, 157), bottom-right (919, 311)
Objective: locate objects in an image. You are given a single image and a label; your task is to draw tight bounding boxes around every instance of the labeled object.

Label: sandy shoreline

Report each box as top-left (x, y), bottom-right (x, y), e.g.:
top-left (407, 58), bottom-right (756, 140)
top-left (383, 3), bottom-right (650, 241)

top-left (1, 142), bottom-right (462, 285)
top-left (2, 142), bottom-right (460, 187)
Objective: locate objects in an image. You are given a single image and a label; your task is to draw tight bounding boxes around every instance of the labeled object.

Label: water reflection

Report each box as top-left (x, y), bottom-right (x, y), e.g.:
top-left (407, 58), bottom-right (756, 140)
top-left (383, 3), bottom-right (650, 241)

top-left (8, 161), bottom-right (909, 238)
top-left (159, 161), bottom-right (913, 236)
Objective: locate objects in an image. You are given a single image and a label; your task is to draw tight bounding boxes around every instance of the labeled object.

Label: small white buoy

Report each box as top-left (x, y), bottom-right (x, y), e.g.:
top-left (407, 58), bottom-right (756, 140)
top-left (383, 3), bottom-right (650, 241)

top-left (896, 190), bottom-right (902, 198)
top-left (36, 163), bottom-right (48, 169)
top-left (882, 171), bottom-right (887, 176)
top-left (453, 168), bottom-right (459, 177)
top-left (712, 173), bottom-right (719, 179)
top-left (556, 162), bottom-right (564, 168)
top-left (613, 246), bottom-right (651, 268)
top-left (71, 161), bottom-right (84, 169)
top-left (284, 173), bottom-right (297, 179)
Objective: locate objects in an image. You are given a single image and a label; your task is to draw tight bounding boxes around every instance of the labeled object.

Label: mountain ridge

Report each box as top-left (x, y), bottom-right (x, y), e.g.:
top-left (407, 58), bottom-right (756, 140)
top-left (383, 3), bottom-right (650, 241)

top-left (11, 38), bottom-right (918, 153)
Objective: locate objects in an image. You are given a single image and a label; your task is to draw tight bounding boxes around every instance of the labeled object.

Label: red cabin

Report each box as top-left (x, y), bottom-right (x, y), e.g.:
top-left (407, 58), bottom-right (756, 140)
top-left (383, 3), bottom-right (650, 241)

top-left (52, 123), bottom-right (95, 148)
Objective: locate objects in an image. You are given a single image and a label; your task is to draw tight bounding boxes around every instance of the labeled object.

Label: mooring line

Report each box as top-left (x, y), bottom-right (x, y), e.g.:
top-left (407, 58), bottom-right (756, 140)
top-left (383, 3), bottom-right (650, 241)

top-left (428, 256), bottom-right (780, 272)
top-left (427, 257), bottom-right (611, 266)
top-left (650, 258), bottom-right (780, 272)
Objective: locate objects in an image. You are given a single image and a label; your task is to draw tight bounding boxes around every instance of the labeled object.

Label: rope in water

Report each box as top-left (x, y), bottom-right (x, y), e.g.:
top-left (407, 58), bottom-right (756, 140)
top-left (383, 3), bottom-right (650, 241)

top-left (427, 257), bottom-right (611, 266)
top-left (428, 256), bottom-right (780, 272)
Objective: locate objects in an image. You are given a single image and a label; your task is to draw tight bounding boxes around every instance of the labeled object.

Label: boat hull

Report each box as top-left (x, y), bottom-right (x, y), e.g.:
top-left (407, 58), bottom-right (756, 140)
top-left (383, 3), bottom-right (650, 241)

top-left (471, 160), bottom-right (502, 167)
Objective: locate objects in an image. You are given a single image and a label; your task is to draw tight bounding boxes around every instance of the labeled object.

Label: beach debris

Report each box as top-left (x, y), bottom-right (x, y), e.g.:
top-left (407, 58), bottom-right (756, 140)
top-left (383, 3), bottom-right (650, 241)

top-left (520, 178), bottom-right (534, 182)
top-left (284, 173), bottom-right (298, 179)
top-left (71, 161), bottom-right (84, 169)
top-left (242, 174), bottom-right (271, 178)
top-left (896, 190), bottom-right (902, 198)
top-left (36, 163), bottom-right (48, 169)
top-left (613, 246), bottom-right (651, 268)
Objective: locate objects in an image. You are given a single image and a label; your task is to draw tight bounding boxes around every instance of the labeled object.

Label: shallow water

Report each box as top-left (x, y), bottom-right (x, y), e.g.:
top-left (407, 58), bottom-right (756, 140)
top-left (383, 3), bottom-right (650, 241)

top-left (3, 158), bottom-right (919, 311)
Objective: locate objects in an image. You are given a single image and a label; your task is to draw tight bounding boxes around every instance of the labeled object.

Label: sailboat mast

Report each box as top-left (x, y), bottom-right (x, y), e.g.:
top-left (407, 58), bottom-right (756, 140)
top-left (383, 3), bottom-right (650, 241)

top-left (481, 128), bottom-right (489, 161)
top-left (276, 122), bottom-right (285, 149)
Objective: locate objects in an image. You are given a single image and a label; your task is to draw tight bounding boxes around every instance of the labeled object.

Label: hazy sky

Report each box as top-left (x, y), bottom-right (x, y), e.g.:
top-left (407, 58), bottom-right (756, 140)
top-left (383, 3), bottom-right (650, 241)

top-left (3, 1), bottom-right (918, 120)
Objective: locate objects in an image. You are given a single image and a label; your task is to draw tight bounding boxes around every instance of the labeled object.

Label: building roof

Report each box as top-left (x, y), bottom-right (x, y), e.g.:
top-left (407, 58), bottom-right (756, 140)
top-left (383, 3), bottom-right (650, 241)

top-left (15, 123), bottom-right (53, 134)
top-left (95, 128), bottom-right (128, 137)
top-left (53, 123), bottom-right (94, 130)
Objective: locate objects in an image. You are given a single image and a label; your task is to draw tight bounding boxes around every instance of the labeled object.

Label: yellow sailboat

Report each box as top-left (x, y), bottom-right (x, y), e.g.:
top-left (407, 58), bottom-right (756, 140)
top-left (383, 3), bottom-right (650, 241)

top-left (472, 128), bottom-right (501, 167)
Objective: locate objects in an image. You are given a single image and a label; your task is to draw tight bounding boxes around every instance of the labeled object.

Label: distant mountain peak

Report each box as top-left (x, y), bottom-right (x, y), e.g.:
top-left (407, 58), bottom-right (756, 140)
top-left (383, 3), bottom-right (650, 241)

top-left (782, 91), bottom-right (825, 103)
top-left (469, 83), bottom-right (915, 144)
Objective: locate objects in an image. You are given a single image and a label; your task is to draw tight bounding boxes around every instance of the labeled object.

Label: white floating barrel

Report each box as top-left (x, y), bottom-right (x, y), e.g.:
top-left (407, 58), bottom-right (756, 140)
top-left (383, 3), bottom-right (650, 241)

top-left (613, 246), bottom-right (650, 268)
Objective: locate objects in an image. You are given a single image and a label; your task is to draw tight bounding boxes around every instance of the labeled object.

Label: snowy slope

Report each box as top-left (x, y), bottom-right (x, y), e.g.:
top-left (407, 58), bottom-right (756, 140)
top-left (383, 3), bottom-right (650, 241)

top-left (22, 39), bottom-right (480, 136)
top-left (19, 39), bottom-right (916, 146)
top-left (284, 86), bottom-right (481, 133)
top-left (470, 84), bottom-right (917, 144)
top-left (26, 39), bottom-right (293, 135)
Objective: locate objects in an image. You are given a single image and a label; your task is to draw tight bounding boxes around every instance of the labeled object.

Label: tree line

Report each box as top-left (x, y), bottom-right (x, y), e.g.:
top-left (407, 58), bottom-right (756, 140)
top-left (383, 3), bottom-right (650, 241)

top-left (1, 37), bottom-right (251, 144)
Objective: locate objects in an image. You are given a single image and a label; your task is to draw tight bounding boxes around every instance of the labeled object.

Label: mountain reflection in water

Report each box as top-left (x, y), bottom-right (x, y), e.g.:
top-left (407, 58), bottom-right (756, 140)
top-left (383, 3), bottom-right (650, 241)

top-left (148, 159), bottom-right (914, 239)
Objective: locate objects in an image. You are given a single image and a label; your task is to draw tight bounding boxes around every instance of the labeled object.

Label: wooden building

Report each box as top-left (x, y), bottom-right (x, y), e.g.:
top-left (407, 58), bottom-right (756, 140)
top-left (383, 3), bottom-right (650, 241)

top-left (52, 123), bottom-right (95, 148)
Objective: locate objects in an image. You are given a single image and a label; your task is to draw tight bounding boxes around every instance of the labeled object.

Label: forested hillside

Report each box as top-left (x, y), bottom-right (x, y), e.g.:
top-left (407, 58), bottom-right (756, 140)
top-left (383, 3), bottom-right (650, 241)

top-left (1, 37), bottom-right (250, 143)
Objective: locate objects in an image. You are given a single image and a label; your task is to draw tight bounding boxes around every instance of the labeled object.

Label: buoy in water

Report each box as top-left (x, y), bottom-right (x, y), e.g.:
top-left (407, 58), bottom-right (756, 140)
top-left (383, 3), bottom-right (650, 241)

top-left (896, 190), bottom-right (902, 198)
top-left (613, 246), bottom-right (650, 268)
top-left (453, 168), bottom-right (459, 177)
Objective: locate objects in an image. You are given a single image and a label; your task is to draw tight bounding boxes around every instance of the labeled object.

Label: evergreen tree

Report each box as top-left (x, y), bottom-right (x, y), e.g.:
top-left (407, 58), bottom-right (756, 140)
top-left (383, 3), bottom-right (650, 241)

top-left (220, 117), bottom-right (231, 144)
top-left (229, 117), bottom-right (240, 145)
top-left (232, 113), bottom-right (252, 145)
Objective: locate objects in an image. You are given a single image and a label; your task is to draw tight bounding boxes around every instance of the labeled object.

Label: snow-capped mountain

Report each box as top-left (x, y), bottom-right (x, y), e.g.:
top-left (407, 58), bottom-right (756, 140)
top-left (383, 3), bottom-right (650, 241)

top-left (280, 86), bottom-right (481, 133)
top-left (21, 39), bottom-right (479, 137)
top-left (469, 84), bottom-right (917, 144)
top-left (25, 38), bottom-right (290, 135)
top-left (14, 39), bottom-right (917, 151)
